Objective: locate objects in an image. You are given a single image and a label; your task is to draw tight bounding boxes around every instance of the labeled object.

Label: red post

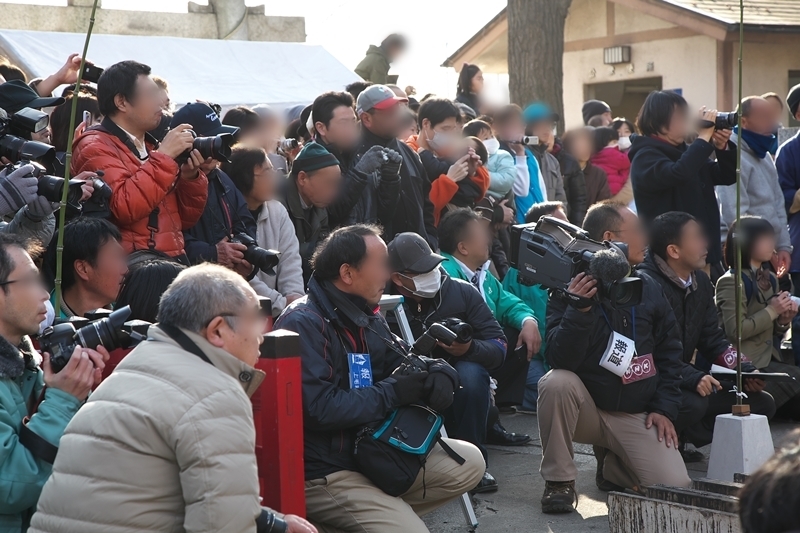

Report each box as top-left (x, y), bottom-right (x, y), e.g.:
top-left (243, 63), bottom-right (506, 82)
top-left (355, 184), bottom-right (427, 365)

top-left (253, 329), bottom-right (306, 517)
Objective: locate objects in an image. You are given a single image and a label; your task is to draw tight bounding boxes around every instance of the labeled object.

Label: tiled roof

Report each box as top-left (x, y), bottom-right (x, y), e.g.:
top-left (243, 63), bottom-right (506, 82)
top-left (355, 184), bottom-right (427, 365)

top-left (664, 0), bottom-right (800, 27)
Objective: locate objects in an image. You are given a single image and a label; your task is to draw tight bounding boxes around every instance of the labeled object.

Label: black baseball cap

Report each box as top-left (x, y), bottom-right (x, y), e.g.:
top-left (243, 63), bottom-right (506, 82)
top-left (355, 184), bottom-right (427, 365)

top-left (0, 80), bottom-right (65, 114)
top-left (388, 232), bottom-right (445, 274)
top-left (788, 84), bottom-right (800, 117)
top-left (170, 102), bottom-right (238, 137)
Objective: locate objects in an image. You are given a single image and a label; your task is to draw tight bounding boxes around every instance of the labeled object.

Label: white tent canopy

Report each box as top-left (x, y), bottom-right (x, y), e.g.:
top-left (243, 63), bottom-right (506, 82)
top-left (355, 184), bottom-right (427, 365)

top-left (0, 29), bottom-right (361, 108)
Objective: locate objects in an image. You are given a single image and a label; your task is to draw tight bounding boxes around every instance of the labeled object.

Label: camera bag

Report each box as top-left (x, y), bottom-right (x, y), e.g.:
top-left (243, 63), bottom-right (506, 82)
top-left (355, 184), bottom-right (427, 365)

top-left (353, 403), bottom-right (464, 497)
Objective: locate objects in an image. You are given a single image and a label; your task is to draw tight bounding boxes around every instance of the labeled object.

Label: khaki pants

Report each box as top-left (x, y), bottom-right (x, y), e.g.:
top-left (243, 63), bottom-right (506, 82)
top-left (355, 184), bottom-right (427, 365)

top-left (305, 438), bottom-right (485, 533)
top-left (537, 369), bottom-right (691, 489)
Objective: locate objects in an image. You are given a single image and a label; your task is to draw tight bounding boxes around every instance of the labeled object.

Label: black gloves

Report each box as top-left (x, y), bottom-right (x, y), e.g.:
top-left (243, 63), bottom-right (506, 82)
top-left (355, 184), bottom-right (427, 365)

top-left (424, 372), bottom-right (455, 412)
top-left (387, 371), bottom-right (428, 406)
top-left (381, 148), bottom-right (403, 180)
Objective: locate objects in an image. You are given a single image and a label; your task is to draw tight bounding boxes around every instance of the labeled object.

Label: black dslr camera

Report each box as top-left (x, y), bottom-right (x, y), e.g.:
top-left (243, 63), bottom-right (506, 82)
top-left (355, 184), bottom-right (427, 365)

top-left (510, 216), bottom-right (642, 309)
top-left (230, 232), bottom-right (280, 276)
top-left (395, 323), bottom-right (459, 376)
top-left (440, 318), bottom-right (472, 343)
top-left (39, 306), bottom-right (151, 372)
top-left (698, 111), bottom-right (737, 131)
top-left (176, 131), bottom-right (236, 165)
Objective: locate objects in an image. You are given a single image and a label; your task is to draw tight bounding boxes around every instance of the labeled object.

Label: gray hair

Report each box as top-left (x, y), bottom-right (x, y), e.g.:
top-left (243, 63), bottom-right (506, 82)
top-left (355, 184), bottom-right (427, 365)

top-left (157, 263), bottom-right (253, 332)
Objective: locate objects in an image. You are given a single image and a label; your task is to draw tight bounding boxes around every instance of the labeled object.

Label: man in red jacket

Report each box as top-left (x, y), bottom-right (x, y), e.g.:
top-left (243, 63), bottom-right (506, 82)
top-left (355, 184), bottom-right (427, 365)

top-left (72, 60), bottom-right (208, 260)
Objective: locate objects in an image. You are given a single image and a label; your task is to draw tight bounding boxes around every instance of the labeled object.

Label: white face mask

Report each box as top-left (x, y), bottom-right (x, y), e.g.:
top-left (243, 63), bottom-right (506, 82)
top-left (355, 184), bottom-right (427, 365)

top-left (402, 269), bottom-right (442, 298)
top-left (617, 136), bottom-right (632, 151)
top-left (483, 137), bottom-right (500, 155)
top-left (427, 130), bottom-right (457, 152)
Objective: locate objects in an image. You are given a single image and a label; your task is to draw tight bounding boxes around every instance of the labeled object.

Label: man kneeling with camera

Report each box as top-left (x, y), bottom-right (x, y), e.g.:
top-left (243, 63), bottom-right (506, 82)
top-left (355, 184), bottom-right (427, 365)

top-left (0, 234), bottom-right (107, 531)
top-left (275, 225), bottom-right (484, 533)
top-left (30, 264), bottom-right (313, 533)
top-left (534, 202), bottom-right (690, 513)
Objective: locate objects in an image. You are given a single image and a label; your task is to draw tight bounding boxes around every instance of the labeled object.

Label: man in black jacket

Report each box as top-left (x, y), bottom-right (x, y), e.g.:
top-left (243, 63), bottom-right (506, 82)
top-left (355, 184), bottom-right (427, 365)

top-left (356, 85), bottom-right (438, 249)
top-left (637, 212), bottom-right (776, 457)
top-left (538, 203), bottom-right (690, 514)
top-left (550, 137), bottom-right (588, 226)
top-left (309, 91), bottom-right (402, 229)
top-left (173, 103), bottom-right (257, 275)
top-left (388, 232), bottom-right (507, 494)
top-left (629, 90), bottom-right (735, 276)
top-left (275, 225), bottom-right (483, 532)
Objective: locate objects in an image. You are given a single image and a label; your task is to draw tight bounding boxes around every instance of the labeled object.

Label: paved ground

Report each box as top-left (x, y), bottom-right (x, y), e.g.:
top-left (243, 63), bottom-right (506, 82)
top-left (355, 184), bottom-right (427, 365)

top-left (423, 412), bottom-right (798, 533)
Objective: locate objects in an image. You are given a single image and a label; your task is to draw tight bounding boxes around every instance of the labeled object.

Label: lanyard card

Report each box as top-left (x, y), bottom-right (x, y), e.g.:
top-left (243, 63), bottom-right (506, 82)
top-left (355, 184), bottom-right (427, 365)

top-left (348, 353), bottom-right (373, 389)
top-left (600, 331), bottom-right (636, 378)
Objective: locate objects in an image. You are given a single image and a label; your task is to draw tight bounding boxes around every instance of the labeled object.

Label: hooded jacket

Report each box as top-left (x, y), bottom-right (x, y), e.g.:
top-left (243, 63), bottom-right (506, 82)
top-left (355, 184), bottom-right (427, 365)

top-left (636, 253), bottom-right (731, 391)
top-left (591, 146), bottom-right (630, 196)
top-left (29, 326), bottom-right (269, 533)
top-left (545, 273), bottom-right (683, 421)
top-left (273, 277), bottom-right (413, 480)
top-left (71, 118), bottom-right (208, 257)
top-left (717, 134), bottom-right (792, 253)
top-left (183, 168), bottom-right (257, 264)
top-left (354, 45), bottom-right (391, 84)
top-left (248, 200), bottom-right (305, 315)
top-left (629, 136), bottom-right (737, 265)
top-left (551, 141), bottom-right (588, 226)
top-left (0, 337), bottom-right (81, 533)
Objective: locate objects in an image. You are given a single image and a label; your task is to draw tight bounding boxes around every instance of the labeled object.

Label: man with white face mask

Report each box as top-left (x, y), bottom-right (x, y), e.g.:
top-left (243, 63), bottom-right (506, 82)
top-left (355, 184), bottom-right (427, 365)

top-left (389, 232), bottom-right (508, 494)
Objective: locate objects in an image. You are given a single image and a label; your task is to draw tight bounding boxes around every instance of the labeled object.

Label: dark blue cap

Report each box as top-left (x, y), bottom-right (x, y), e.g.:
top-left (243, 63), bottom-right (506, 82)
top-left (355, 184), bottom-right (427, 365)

top-left (170, 102), bottom-right (239, 137)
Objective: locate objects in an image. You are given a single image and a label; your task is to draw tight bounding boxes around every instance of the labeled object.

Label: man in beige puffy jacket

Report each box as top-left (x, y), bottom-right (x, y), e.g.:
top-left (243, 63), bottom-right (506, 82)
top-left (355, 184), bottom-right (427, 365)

top-left (29, 264), bottom-right (315, 533)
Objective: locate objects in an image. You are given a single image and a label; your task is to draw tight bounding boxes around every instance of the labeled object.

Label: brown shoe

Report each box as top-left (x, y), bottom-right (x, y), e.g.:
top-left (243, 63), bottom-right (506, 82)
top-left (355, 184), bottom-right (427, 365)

top-left (541, 480), bottom-right (578, 513)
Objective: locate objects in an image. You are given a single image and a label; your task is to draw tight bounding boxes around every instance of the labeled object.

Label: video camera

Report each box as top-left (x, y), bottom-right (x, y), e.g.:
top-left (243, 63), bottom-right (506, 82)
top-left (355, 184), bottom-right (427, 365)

top-left (176, 131), bottom-right (236, 165)
top-left (39, 306), bottom-right (152, 372)
top-left (395, 322), bottom-right (459, 375)
top-left (698, 111), bottom-right (738, 131)
top-left (509, 216), bottom-right (642, 309)
top-left (230, 232), bottom-right (281, 276)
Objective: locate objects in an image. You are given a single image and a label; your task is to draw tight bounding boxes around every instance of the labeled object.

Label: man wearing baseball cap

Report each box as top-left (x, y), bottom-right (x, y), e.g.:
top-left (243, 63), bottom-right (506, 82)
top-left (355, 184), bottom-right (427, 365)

top-left (0, 80), bottom-right (65, 114)
top-left (356, 85), bottom-right (439, 249)
top-left (170, 102), bottom-right (258, 274)
top-left (388, 231), bottom-right (508, 494)
top-left (777, 83), bottom-right (800, 286)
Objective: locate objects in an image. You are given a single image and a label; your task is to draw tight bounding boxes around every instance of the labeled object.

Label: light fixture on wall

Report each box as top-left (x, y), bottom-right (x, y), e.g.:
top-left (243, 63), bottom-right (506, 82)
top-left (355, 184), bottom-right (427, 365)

top-left (603, 45), bottom-right (631, 65)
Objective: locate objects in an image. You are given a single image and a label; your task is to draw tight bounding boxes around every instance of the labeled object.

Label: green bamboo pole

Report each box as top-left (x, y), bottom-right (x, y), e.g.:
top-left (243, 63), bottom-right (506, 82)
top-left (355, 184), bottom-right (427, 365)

top-left (53, 0), bottom-right (100, 313)
top-left (733, 0), bottom-right (744, 411)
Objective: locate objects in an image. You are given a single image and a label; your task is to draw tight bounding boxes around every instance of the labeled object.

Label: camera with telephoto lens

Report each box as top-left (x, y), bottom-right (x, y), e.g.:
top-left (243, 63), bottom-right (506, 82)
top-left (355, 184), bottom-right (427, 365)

top-left (39, 306), bottom-right (151, 373)
top-left (698, 111), bottom-right (738, 131)
top-left (175, 131), bottom-right (236, 165)
top-left (0, 107), bottom-right (57, 171)
top-left (509, 216), bottom-right (642, 309)
top-left (279, 138), bottom-right (299, 152)
top-left (9, 160), bottom-right (86, 205)
top-left (439, 318), bottom-right (473, 343)
top-left (396, 323), bottom-right (459, 376)
top-left (230, 232), bottom-right (281, 276)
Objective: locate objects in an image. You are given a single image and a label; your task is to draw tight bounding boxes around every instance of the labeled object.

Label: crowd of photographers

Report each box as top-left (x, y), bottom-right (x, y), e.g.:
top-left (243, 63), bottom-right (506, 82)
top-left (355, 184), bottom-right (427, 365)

top-left (0, 37), bottom-right (798, 532)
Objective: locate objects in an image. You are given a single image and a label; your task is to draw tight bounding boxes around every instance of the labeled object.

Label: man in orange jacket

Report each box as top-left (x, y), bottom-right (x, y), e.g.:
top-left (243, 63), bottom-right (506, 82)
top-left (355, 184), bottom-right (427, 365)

top-left (72, 60), bottom-right (208, 261)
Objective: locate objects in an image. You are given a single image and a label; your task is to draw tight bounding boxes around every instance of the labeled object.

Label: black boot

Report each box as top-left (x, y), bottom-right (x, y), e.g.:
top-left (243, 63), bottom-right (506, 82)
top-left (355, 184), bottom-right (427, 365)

top-left (593, 446), bottom-right (624, 492)
top-left (486, 421), bottom-right (531, 446)
top-left (541, 480), bottom-right (577, 513)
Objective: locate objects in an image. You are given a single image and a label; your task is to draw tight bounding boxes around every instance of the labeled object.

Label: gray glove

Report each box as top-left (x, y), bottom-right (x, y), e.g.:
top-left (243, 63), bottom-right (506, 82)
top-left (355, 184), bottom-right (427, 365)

top-left (380, 148), bottom-right (403, 179)
top-left (354, 145), bottom-right (386, 175)
top-left (25, 196), bottom-right (59, 222)
top-left (0, 164), bottom-right (39, 217)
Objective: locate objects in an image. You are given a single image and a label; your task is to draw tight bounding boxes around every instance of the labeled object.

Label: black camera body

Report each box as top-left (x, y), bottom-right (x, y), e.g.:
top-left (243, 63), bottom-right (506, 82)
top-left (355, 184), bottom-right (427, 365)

top-left (176, 132), bottom-right (236, 165)
top-left (39, 306), bottom-right (151, 372)
top-left (440, 318), bottom-right (472, 344)
top-left (0, 107), bottom-right (57, 171)
top-left (698, 112), bottom-right (738, 131)
top-left (510, 216), bottom-right (642, 309)
top-left (230, 232), bottom-right (281, 276)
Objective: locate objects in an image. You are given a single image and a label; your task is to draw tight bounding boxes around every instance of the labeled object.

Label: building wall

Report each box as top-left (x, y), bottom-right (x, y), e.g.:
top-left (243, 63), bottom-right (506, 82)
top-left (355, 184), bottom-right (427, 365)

top-left (565, 0), bottom-right (608, 41)
top-left (0, 3), bottom-right (305, 42)
top-left (563, 34), bottom-right (718, 128)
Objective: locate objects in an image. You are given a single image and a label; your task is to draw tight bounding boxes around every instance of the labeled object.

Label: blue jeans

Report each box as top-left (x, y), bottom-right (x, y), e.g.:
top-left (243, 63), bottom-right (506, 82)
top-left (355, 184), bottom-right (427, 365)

top-left (521, 358), bottom-right (547, 412)
top-left (445, 360), bottom-right (491, 463)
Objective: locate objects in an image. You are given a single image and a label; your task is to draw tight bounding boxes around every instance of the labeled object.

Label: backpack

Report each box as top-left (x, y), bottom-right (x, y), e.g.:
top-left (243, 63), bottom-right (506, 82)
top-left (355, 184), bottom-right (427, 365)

top-left (732, 269), bottom-right (777, 306)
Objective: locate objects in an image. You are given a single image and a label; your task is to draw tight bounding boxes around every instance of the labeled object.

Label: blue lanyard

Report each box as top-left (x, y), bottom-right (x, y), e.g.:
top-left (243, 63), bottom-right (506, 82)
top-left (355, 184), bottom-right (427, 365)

top-left (599, 306), bottom-right (636, 344)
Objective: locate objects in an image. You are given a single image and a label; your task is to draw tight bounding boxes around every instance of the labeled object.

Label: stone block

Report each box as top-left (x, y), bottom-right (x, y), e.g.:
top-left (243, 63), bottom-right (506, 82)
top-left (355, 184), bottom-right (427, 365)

top-left (707, 414), bottom-right (774, 482)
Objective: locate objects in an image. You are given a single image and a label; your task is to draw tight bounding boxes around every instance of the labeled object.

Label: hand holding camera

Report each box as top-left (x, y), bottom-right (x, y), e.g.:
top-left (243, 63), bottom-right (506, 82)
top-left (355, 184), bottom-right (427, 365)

top-left (567, 272), bottom-right (598, 312)
top-left (380, 147), bottom-right (403, 179)
top-left (0, 163), bottom-right (40, 216)
top-left (388, 367), bottom-right (428, 406)
top-left (216, 236), bottom-right (247, 269)
top-left (43, 345), bottom-right (109, 401)
top-left (354, 145), bottom-right (385, 175)
top-left (157, 124), bottom-right (196, 160)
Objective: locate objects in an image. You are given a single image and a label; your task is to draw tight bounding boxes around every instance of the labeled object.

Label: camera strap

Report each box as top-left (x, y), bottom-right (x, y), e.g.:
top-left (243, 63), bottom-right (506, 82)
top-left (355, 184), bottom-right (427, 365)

top-left (19, 416), bottom-right (58, 464)
top-left (157, 324), bottom-right (213, 367)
